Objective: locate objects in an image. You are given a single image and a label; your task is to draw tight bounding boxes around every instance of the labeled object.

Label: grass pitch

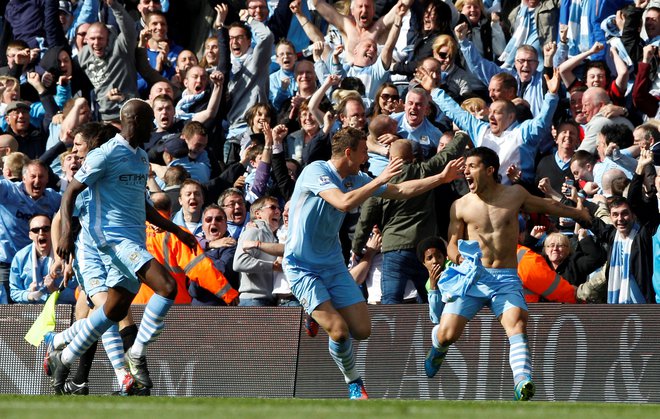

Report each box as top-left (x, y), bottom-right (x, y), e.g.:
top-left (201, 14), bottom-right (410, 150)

top-left (0, 396), bottom-right (658, 419)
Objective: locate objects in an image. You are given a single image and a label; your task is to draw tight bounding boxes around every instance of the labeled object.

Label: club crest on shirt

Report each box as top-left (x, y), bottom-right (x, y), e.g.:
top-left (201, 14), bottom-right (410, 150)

top-left (344, 181), bottom-right (353, 189)
top-left (318, 175), bottom-right (331, 186)
top-left (88, 278), bottom-right (102, 288)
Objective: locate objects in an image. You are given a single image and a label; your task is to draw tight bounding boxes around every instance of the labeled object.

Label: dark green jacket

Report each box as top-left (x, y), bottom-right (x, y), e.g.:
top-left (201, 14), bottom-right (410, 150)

top-left (352, 132), bottom-right (471, 254)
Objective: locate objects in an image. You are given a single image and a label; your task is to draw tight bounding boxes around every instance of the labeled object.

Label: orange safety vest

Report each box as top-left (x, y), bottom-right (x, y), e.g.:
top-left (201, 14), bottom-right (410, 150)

top-left (516, 245), bottom-right (576, 303)
top-left (133, 227), bottom-right (239, 305)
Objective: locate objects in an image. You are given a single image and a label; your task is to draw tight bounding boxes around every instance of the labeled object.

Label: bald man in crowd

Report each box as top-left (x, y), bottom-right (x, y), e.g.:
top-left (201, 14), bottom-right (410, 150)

top-left (578, 87), bottom-right (635, 154)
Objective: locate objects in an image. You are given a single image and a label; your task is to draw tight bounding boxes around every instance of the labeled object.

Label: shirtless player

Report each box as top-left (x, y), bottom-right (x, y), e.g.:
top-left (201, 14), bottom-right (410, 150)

top-left (424, 146), bottom-right (591, 400)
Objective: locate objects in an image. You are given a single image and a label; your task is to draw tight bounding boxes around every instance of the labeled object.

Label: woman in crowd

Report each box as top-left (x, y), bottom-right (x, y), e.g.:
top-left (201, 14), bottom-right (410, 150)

top-left (391, 0), bottom-right (453, 78)
top-left (285, 100), bottom-right (325, 165)
top-left (432, 34), bottom-right (486, 101)
top-left (199, 37), bottom-right (219, 72)
top-left (370, 83), bottom-right (403, 117)
top-left (455, 0), bottom-right (506, 63)
top-left (225, 103), bottom-right (277, 164)
top-left (542, 231), bottom-right (607, 287)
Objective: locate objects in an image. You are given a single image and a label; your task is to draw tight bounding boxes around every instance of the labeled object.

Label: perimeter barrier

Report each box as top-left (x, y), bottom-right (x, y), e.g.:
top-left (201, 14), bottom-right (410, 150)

top-left (1, 304), bottom-right (658, 401)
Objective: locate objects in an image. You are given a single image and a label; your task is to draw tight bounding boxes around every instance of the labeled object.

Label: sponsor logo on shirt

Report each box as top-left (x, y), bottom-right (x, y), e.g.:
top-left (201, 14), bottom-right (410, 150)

top-left (118, 174), bottom-right (148, 184)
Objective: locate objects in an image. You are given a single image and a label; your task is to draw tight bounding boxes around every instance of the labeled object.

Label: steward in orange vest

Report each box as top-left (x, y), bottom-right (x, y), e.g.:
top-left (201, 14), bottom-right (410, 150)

top-left (133, 195), bottom-right (239, 305)
top-left (516, 245), bottom-right (576, 303)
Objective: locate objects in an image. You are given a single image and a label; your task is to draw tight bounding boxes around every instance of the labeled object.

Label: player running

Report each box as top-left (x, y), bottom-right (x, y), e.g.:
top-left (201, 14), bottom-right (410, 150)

top-left (283, 127), bottom-right (464, 399)
top-left (44, 122), bottom-right (143, 395)
top-left (47, 100), bottom-right (197, 394)
top-left (424, 147), bottom-right (591, 400)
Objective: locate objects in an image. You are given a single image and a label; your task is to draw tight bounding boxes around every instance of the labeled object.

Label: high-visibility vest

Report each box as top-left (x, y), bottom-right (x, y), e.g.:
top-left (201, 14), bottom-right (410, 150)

top-left (133, 227), bottom-right (239, 305)
top-left (516, 245), bottom-right (576, 303)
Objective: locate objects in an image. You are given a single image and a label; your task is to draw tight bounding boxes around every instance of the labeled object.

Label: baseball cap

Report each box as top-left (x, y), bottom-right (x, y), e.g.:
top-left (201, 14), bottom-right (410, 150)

top-left (157, 134), bottom-right (188, 158)
top-left (5, 101), bottom-right (30, 114)
top-left (59, 1), bottom-right (73, 15)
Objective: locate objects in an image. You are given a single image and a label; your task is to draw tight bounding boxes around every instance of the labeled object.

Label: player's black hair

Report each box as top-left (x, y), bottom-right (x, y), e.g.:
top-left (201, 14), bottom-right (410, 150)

top-left (465, 146), bottom-right (500, 183)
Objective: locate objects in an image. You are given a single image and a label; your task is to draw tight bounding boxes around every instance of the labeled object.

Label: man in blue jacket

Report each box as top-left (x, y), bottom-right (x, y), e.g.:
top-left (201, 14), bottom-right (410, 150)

top-left (9, 214), bottom-right (77, 304)
top-left (0, 160), bottom-right (61, 303)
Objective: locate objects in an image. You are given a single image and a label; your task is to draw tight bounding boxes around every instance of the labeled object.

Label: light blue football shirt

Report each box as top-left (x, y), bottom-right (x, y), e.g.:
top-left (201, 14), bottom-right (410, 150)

top-left (390, 112), bottom-right (442, 160)
top-left (169, 151), bottom-right (212, 183)
top-left (284, 160), bottom-right (386, 272)
top-left (73, 188), bottom-right (107, 283)
top-left (74, 134), bottom-right (150, 246)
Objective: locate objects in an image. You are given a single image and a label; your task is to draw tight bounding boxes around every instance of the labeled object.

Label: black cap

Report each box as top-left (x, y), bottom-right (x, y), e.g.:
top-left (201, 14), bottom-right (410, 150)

top-left (59, 1), bottom-right (73, 15)
top-left (157, 134), bottom-right (188, 158)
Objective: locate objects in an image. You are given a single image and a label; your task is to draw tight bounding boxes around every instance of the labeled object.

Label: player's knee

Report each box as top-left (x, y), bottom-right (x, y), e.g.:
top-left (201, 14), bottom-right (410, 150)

top-left (326, 321), bottom-right (350, 342)
top-left (351, 322), bottom-right (371, 341)
top-left (156, 275), bottom-right (177, 300)
top-left (507, 319), bottom-right (527, 336)
top-left (74, 297), bottom-right (90, 320)
top-left (104, 300), bottom-right (131, 322)
top-left (502, 311), bottom-right (528, 335)
top-left (437, 325), bottom-right (460, 346)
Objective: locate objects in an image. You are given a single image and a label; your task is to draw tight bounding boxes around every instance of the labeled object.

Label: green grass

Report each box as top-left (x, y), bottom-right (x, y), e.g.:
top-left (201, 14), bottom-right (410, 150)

top-left (0, 396), bottom-right (658, 419)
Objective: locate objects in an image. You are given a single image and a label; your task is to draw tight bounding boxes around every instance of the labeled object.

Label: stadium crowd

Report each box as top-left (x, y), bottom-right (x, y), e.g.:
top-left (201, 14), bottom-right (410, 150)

top-left (1, 0), bottom-right (660, 313)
